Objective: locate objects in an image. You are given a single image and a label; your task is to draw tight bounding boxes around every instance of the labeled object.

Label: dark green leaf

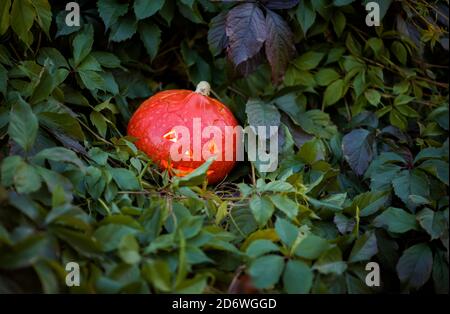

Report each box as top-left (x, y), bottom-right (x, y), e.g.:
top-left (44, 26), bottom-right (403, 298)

top-left (248, 254), bottom-right (284, 289)
top-left (134, 0), bottom-right (164, 20)
top-left (349, 231), bottom-right (378, 262)
top-left (283, 260), bottom-right (313, 293)
top-left (374, 207), bottom-right (419, 233)
top-left (8, 94), bottom-right (38, 152)
top-left (396, 243), bottom-right (433, 289)
top-left (139, 23), bottom-right (161, 61)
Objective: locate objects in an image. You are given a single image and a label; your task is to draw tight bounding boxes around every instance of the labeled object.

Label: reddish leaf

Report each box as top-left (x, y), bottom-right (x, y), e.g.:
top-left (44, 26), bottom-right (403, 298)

top-left (265, 9), bottom-right (295, 84)
top-left (225, 3), bottom-right (266, 67)
top-left (342, 129), bottom-right (374, 176)
top-left (235, 50), bottom-right (264, 76)
top-left (264, 0), bottom-right (300, 9)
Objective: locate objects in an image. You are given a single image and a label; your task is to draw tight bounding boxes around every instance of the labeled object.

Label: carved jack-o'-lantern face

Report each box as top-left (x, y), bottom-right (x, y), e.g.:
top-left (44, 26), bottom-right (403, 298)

top-left (127, 82), bottom-right (239, 184)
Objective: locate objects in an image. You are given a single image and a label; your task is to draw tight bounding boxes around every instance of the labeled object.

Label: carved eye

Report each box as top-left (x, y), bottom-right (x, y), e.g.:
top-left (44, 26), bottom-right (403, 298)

top-left (208, 140), bottom-right (218, 154)
top-left (163, 129), bottom-right (178, 142)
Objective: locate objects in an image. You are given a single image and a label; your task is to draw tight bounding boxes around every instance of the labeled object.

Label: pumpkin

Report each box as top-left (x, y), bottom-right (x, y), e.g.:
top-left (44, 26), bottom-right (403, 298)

top-left (127, 81), bottom-right (239, 184)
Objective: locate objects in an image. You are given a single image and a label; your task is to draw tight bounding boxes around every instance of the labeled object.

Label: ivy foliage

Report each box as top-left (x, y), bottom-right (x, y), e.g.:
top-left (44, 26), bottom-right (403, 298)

top-left (0, 0), bottom-right (448, 293)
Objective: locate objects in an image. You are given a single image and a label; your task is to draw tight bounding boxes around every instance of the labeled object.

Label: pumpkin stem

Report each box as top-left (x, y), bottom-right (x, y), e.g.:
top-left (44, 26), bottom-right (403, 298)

top-left (195, 81), bottom-right (211, 96)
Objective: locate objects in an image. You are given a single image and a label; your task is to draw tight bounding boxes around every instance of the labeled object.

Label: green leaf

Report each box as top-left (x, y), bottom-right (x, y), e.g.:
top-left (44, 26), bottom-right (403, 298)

top-left (323, 79), bottom-right (345, 107)
top-left (309, 193), bottom-right (347, 212)
top-left (134, 0), bottom-right (164, 20)
top-left (73, 26), bottom-right (94, 66)
top-left (394, 94), bottom-right (414, 106)
top-left (396, 243), bottom-right (433, 289)
top-left (33, 147), bottom-right (85, 170)
top-left (249, 195), bottom-right (275, 227)
top-left (109, 15), bottom-right (137, 42)
top-left (260, 181), bottom-right (295, 193)
top-left (331, 11), bottom-right (346, 37)
top-left (118, 234), bottom-right (141, 264)
top-left (416, 208), bottom-right (447, 240)
top-left (3, 157), bottom-right (42, 194)
top-left (413, 146), bottom-right (447, 163)
top-left (418, 159), bottom-right (449, 185)
top-left (313, 247), bottom-right (347, 275)
top-left (38, 112), bottom-right (85, 141)
top-left (177, 216), bottom-right (204, 239)
top-left (177, 1), bottom-right (204, 24)
top-left (374, 207), bottom-right (419, 233)
top-left (0, 235), bottom-right (50, 269)
top-left (346, 33), bottom-right (362, 55)
top-left (389, 109), bottom-right (408, 130)
top-left (208, 11), bottom-right (227, 57)
top-left (293, 51), bottom-right (324, 71)
top-left (1, 155), bottom-right (22, 187)
top-left (159, 0), bottom-right (175, 25)
top-left (52, 227), bottom-right (101, 258)
top-left (391, 41), bottom-right (407, 65)
top-left (13, 162), bottom-right (42, 194)
top-left (109, 168), bottom-right (140, 191)
top-left (97, 0), bottom-right (129, 30)
top-left (139, 23), bottom-right (161, 61)
top-left (349, 231), bottom-right (378, 262)
top-left (432, 250), bottom-right (449, 294)
top-left (246, 239), bottom-right (280, 258)
top-left (30, 60), bottom-right (62, 105)
top-left (0, 0), bottom-right (11, 36)
top-left (366, 38), bottom-right (383, 56)
top-left (275, 217), bottom-right (299, 248)
top-left (142, 259), bottom-right (172, 292)
top-left (351, 191), bottom-right (389, 217)
top-left (78, 69), bottom-right (106, 91)
top-left (248, 254), bottom-right (284, 289)
top-left (33, 261), bottom-right (59, 293)
top-left (8, 94), bottom-right (38, 152)
top-left (245, 99), bottom-right (281, 137)
top-left (11, 0), bottom-right (35, 46)
top-left (315, 68), bottom-right (340, 86)
top-left (298, 138), bottom-right (324, 164)
top-left (284, 68), bottom-right (315, 87)
top-left (91, 51), bottom-right (121, 68)
top-left (269, 194), bottom-right (298, 220)
top-left (298, 110), bottom-right (337, 139)
top-left (396, 104), bottom-right (419, 118)
top-left (94, 224), bottom-right (139, 252)
top-left (174, 158), bottom-right (214, 186)
top-left (31, 0), bottom-right (52, 37)
top-left (90, 111), bottom-right (107, 138)
top-left (294, 234), bottom-right (329, 259)
top-left (283, 260), bottom-right (313, 293)
top-left (392, 169), bottom-right (430, 206)
top-left (364, 89), bottom-right (381, 106)
top-left (296, 0), bottom-right (316, 36)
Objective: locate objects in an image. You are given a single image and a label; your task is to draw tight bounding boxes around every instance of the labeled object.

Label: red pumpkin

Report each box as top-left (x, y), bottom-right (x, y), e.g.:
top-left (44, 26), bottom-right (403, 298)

top-left (127, 82), bottom-right (239, 184)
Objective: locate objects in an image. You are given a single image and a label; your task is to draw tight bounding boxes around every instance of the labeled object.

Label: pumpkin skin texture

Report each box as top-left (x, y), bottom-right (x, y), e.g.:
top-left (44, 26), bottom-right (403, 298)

top-left (127, 82), bottom-right (239, 184)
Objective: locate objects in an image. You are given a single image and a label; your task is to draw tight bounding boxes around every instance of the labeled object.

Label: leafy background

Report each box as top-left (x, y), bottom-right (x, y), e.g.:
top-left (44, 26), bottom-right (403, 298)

top-left (0, 0), bottom-right (448, 293)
